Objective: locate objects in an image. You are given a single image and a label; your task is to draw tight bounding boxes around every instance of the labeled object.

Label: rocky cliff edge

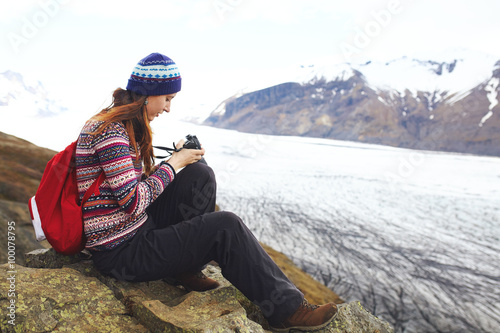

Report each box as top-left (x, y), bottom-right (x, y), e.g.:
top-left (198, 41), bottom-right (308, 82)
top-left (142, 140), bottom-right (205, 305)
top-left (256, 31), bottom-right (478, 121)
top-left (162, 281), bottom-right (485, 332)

top-left (0, 249), bottom-right (394, 333)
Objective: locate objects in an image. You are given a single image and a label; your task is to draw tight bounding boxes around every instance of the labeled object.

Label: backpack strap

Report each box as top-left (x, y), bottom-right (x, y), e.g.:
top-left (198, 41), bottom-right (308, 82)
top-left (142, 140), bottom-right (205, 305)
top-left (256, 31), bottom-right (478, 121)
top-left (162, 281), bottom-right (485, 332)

top-left (81, 172), bottom-right (107, 205)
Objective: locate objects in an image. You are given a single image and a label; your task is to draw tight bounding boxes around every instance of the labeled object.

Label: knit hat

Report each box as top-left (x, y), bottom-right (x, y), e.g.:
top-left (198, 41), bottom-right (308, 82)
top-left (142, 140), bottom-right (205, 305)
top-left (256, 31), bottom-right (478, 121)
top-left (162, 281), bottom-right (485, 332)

top-left (126, 53), bottom-right (181, 96)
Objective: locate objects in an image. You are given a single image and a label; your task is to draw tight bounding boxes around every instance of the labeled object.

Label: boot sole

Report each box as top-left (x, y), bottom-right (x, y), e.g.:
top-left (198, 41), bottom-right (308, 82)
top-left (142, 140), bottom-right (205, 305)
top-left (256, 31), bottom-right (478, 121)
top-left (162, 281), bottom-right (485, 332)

top-left (270, 311), bottom-right (338, 332)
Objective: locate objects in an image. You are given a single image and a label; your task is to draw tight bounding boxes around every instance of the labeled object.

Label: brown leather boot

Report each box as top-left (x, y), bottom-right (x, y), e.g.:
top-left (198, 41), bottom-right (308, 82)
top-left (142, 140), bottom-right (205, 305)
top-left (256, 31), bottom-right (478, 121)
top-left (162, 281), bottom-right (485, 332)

top-left (271, 299), bottom-right (338, 332)
top-left (175, 271), bottom-right (220, 292)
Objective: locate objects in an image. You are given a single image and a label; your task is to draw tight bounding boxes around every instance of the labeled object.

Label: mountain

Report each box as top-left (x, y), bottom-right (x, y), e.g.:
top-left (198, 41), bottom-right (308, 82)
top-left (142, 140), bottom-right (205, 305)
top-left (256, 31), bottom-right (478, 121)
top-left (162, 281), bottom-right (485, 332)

top-left (204, 49), bottom-right (500, 156)
top-left (0, 131), bottom-right (56, 265)
top-left (0, 70), bottom-right (67, 117)
top-left (0, 70), bottom-right (82, 151)
top-left (0, 131), bottom-right (55, 203)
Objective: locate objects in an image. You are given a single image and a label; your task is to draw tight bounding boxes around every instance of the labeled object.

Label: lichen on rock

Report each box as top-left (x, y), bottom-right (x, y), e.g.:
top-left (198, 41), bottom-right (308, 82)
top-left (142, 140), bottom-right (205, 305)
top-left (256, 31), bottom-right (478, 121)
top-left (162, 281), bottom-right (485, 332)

top-left (0, 262), bottom-right (148, 332)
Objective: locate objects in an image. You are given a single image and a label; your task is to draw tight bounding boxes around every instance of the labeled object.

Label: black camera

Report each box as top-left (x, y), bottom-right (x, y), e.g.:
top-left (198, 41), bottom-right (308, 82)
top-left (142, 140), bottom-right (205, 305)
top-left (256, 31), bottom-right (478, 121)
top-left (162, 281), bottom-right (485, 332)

top-left (183, 134), bottom-right (202, 150)
top-left (183, 134), bottom-right (207, 164)
top-left (154, 135), bottom-right (207, 165)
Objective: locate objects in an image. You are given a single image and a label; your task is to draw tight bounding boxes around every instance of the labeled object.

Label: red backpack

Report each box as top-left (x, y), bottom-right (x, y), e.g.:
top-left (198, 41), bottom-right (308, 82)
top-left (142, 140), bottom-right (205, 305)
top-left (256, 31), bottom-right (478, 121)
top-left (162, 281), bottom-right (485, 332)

top-left (28, 141), bottom-right (106, 255)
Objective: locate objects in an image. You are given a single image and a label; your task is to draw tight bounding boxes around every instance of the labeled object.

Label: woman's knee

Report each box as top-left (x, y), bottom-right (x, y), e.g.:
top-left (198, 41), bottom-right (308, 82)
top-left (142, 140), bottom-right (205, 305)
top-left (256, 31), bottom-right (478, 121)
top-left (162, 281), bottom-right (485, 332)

top-left (176, 163), bottom-right (216, 208)
top-left (218, 211), bottom-right (240, 222)
top-left (211, 211), bottom-right (246, 232)
top-left (182, 162), bottom-right (216, 183)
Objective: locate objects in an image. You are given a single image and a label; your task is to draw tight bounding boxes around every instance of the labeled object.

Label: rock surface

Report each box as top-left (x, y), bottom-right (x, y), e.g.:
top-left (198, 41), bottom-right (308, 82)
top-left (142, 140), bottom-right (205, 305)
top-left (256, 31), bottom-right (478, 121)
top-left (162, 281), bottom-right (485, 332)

top-left (0, 263), bottom-right (148, 332)
top-left (0, 249), bottom-right (393, 332)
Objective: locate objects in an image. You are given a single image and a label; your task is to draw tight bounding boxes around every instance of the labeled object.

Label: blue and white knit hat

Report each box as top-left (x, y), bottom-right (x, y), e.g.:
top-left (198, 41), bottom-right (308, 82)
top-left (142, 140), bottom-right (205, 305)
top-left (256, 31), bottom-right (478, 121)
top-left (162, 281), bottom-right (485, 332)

top-left (126, 53), bottom-right (181, 96)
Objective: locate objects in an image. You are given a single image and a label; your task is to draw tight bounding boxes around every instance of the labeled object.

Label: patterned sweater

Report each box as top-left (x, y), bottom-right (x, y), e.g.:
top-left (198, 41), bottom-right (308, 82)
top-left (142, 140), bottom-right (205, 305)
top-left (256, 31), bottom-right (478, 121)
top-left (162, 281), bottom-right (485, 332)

top-left (76, 120), bottom-right (175, 251)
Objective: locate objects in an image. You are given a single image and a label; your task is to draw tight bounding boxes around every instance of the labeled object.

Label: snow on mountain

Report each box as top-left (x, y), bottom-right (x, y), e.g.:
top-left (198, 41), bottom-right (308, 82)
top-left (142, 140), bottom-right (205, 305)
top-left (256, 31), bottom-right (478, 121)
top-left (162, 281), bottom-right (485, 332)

top-left (235, 49), bottom-right (499, 105)
top-left (481, 77), bottom-right (500, 127)
top-left (356, 49), bottom-right (499, 104)
top-left (0, 71), bottom-right (93, 150)
top-left (0, 70), bottom-right (67, 117)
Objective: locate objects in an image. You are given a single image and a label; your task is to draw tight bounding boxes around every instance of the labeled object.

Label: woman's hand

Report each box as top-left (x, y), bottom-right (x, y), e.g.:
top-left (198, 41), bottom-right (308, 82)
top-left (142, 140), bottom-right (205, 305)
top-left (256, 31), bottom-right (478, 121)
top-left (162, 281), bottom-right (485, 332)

top-left (166, 139), bottom-right (205, 172)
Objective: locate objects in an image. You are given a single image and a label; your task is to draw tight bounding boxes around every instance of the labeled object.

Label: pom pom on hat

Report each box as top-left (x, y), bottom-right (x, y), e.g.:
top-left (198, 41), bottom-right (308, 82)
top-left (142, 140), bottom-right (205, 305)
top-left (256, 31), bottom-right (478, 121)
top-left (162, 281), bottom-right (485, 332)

top-left (126, 53), bottom-right (181, 96)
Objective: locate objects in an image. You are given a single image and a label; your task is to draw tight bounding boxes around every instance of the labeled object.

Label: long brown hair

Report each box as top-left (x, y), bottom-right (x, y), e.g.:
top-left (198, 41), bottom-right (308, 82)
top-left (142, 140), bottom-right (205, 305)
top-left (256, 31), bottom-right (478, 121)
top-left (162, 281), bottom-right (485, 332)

top-left (92, 88), bottom-right (155, 176)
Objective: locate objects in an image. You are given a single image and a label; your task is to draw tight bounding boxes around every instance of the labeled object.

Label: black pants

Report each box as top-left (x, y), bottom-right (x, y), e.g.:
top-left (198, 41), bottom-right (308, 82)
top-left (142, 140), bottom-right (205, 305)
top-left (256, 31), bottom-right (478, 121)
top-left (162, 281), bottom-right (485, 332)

top-left (90, 163), bottom-right (304, 325)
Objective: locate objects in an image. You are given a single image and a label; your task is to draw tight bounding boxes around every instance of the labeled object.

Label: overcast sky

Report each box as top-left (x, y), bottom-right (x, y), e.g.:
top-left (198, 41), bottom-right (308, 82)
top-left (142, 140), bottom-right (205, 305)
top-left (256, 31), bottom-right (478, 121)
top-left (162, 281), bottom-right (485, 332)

top-left (1, 0), bottom-right (500, 123)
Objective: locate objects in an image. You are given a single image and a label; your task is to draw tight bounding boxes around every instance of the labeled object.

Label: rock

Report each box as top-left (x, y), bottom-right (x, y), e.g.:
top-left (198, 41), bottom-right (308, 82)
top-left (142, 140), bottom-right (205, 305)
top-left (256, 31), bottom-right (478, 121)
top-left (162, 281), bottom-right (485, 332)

top-left (24, 248), bottom-right (90, 269)
top-left (133, 289), bottom-right (266, 332)
top-left (332, 302), bottom-right (394, 333)
top-left (0, 263), bottom-right (148, 332)
top-left (74, 261), bottom-right (270, 332)
top-left (0, 200), bottom-right (48, 266)
top-left (1, 249), bottom-right (393, 333)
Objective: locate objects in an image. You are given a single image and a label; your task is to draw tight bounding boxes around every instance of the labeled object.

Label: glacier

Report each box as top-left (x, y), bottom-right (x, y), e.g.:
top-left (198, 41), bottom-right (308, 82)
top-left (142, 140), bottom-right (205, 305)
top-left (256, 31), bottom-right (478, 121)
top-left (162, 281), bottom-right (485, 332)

top-left (153, 120), bottom-right (500, 333)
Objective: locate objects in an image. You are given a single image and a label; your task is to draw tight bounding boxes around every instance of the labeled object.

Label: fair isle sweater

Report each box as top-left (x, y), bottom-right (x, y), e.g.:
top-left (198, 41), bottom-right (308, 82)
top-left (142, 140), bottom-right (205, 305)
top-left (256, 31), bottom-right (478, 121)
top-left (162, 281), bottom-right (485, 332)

top-left (76, 120), bottom-right (175, 251)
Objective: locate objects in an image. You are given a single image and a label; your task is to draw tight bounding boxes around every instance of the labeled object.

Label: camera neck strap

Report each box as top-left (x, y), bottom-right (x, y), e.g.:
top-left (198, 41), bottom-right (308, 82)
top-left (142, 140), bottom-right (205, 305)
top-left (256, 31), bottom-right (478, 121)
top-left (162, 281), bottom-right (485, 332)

top-left (153, 144), bottom-right (183, 159)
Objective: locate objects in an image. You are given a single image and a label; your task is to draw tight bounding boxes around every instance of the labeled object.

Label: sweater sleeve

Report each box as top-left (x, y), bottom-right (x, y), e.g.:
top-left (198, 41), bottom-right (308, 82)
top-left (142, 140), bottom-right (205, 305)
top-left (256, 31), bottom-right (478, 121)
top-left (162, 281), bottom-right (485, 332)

top-left (93, 123), bottom-right (175, 217)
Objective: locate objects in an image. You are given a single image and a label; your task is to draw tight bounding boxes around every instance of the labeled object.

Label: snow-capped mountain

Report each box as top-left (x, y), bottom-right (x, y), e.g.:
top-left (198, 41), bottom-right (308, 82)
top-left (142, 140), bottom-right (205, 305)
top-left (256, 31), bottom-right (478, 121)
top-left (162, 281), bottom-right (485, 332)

top-left (0, 70), bottom-right (67, 117)
top-left (205, 49), bottom-right (500, 156)
top-left (0, 71), bottom-right (91, 150)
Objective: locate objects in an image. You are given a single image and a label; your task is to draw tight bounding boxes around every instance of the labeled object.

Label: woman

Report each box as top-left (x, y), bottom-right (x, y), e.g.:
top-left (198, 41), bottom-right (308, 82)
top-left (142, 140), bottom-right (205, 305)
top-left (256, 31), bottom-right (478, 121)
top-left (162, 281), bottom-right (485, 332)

top-left (75, 52), bottom-right (337, 331)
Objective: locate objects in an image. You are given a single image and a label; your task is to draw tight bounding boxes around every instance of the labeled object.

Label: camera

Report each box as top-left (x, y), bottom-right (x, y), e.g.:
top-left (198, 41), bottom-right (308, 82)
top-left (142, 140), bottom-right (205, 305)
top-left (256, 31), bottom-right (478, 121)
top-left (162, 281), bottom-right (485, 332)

top-left (183, 134), bottom-right (207, 164)
top-left (183, 134), bottom-right (202, 150)
top-left (153, 135), bottom-right (207, 165)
